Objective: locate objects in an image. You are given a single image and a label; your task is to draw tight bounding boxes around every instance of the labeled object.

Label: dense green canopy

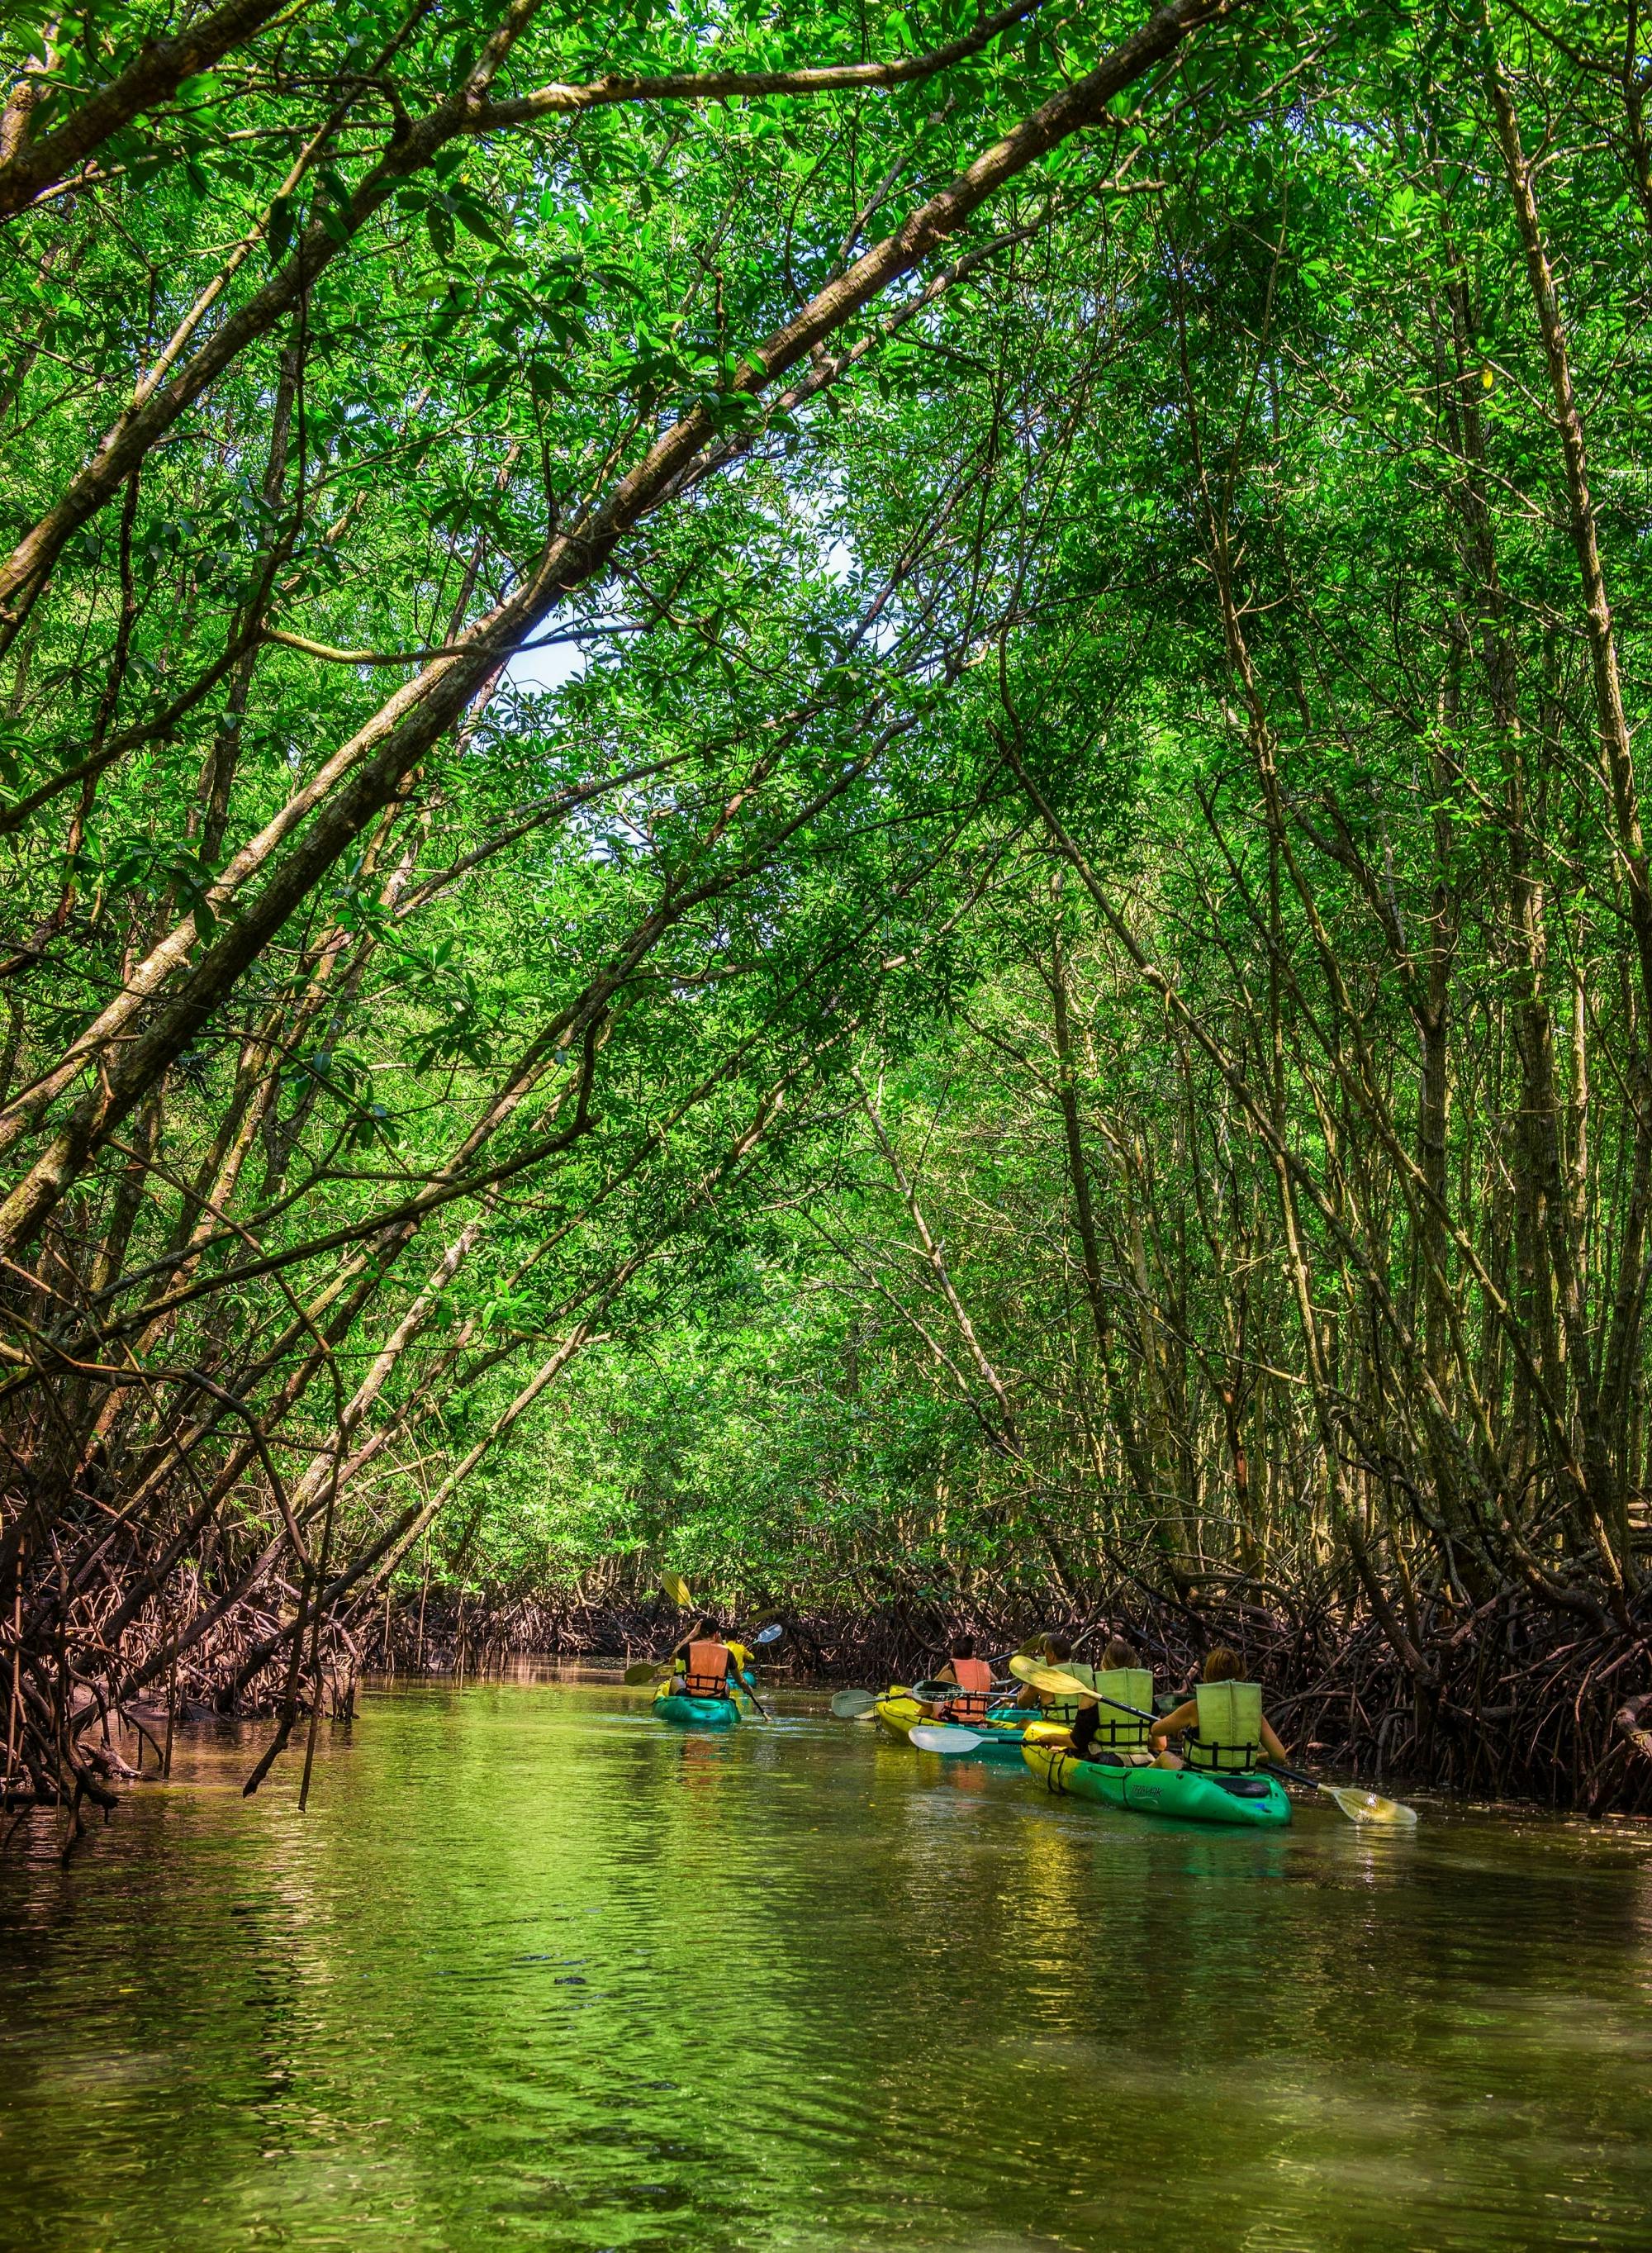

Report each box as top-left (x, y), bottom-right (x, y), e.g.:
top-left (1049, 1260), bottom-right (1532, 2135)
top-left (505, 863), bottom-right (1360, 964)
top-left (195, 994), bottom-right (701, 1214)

top-left (2, 0), bottom-right (1650, 1809)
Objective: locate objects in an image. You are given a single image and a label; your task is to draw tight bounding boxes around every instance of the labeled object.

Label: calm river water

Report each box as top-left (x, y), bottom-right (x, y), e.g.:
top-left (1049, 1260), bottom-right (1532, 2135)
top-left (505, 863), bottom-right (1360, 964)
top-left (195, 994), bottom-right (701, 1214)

top-left (2, 1672), bottom-right (1650, 2251)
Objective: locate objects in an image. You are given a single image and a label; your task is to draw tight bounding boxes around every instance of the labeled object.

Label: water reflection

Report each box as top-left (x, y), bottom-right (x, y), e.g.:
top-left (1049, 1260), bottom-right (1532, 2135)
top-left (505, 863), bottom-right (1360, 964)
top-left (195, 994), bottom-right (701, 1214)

top-left (1, 1672), bottom-right (1649, 2251)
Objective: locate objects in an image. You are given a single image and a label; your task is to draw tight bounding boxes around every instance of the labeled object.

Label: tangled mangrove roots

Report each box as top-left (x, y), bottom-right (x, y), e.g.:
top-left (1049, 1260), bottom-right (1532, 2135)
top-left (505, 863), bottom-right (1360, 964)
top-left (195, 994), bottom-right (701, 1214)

top-left (358, 1579), bottom-right (1652, 1815)
top-left (7, 1543), bottom-right (1649, 1842)
top-left (1, 1542), bottom-right (368, 1825)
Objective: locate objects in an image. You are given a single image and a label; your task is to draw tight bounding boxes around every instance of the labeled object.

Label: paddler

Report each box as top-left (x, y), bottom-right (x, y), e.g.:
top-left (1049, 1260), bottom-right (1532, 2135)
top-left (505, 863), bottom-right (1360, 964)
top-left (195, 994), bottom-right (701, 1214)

top-left (1068, 1636), bottom-right (1157, 1763)
top-left (922, 1636), bottom-right (996, 1723)
top-left (1150, 1647), bottom-right (1290, 1773)
top-left (667, 1625), bottom-right (745, 1702)
top-left (1013, 1631), bottom-right (1100, 1723)
top-left (724, 1629), bottom-right (753, 1675)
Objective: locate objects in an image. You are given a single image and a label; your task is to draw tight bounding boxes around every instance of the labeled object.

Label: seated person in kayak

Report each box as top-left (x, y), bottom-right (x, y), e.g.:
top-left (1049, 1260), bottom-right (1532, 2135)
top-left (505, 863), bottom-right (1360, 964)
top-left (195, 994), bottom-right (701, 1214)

top-left (1068, 1637), bottom-right (1156, 1765)
top-left (923, 1637), bottom-right (995, 1723)
top-left (669, 1631), bottom-right (743, 1700)
top-left (1150, 1647), bottom-right (1289, 1773)
top-left (1014, 1631), bottom-right (1101, 1724)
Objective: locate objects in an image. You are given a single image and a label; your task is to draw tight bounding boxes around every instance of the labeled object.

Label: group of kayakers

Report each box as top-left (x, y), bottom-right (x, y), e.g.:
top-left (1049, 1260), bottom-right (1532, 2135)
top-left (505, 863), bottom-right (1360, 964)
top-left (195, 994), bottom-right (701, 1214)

top-left (925, 1631), bottom-right (1290, 1774)
top-left (655, 1618), bottom-right (1292, 1777)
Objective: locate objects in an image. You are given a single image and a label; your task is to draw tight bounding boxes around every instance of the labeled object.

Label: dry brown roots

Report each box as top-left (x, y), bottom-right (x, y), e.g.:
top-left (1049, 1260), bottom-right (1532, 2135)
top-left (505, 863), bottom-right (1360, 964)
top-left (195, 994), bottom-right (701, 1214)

top-left (365, 1579), bottom-right (1652, 1814)
top-left (7, 1572), bottom-right (1649, 1846)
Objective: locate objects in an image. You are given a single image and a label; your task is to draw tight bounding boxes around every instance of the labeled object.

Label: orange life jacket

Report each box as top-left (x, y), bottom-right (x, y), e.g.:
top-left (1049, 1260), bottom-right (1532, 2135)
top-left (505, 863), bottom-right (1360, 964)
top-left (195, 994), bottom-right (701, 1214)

top-left (942, 1655), bottom-right (995, 1720)
top-left (682, 1637), bottom-right (733, 1697)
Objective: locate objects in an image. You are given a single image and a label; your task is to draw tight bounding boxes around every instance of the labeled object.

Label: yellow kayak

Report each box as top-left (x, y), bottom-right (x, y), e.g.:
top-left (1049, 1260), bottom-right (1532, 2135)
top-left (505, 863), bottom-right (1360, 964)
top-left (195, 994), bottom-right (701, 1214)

top-left (875, 1690), bottom-right (1032, 1763)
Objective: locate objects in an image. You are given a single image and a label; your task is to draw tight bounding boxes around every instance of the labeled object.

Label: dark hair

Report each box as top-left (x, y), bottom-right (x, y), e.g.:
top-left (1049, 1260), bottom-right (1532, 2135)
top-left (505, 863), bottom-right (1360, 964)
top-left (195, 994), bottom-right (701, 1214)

top-left (1042, 1631), bottom-right (1071, 1663)
top-left (1101, 1636), bottom-right (1139, 1671)
top-left (1203, 1646), bottom-right (1245, 1683)
top-left (952, 1636), bottom-right (976, 1661)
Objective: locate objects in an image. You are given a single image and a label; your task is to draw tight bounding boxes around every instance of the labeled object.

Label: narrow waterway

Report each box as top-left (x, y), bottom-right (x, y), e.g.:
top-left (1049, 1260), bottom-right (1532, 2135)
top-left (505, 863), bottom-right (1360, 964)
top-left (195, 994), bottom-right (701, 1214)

top-left (2, 1672), bottom-right (1650, 2251)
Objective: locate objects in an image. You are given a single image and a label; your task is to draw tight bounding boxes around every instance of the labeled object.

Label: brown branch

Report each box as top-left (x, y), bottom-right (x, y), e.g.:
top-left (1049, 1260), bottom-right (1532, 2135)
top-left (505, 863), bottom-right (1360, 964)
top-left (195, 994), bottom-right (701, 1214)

top-left (0, 0), bottom-right (297, 223)
top-left (472, 1), bottom-right (1048, 128)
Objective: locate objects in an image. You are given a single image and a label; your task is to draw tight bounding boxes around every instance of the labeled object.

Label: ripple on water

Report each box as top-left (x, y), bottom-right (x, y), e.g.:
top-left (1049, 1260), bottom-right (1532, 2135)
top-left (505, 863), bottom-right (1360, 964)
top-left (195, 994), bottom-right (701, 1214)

top-left (2, 1674), bottom-right (1651, 2253)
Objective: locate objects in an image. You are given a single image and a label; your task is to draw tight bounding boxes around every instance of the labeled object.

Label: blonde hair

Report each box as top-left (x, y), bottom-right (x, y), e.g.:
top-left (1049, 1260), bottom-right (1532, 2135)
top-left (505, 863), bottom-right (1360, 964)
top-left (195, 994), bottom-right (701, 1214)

top-left (1203, 1646), bottom-right (1245, 1683)
top-left (1101, 1636), bottom-right (1139, 1670)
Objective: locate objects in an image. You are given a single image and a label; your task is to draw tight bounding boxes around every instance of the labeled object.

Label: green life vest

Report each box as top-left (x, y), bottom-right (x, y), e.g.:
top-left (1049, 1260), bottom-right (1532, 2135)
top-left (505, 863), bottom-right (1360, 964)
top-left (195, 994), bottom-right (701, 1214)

top-left (1040, 1659), bottom-right (1101, 1723)
top-left (1085, 1667), bottom-right (1155, 1748)
top-left (1188, 1680), bottom-right (1265, 1772)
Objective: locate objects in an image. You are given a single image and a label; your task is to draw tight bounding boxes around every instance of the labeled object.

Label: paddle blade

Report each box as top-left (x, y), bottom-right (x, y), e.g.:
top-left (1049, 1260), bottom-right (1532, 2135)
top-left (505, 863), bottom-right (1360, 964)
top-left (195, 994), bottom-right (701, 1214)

top-left (1327, 1782), bottom-right (1418, 1826)
top-left (830, 1688), bottom-right (878, 1718)
top-left (624, 1661), bottom-right (662, 1686)
top-left (662, 1571), bottom-right (693, 1609)
top-left (909, 1724), bottom-right (985, 1755)
top-left (1009, 1655), bottom-right (1091, 1700)
top-left (752, 1623), bottom-right (784, 1646)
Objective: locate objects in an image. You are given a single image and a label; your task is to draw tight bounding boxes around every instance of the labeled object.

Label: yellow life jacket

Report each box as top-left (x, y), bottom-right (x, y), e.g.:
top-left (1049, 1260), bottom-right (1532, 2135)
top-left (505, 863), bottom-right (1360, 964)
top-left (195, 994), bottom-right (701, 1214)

top-left (1187, 1680), bottom-right (1265, 1772)
top-left (1085, 1667), bottom-right (1155, 1749)
top-left (1039, 1659), bottom-right (1101, 1723)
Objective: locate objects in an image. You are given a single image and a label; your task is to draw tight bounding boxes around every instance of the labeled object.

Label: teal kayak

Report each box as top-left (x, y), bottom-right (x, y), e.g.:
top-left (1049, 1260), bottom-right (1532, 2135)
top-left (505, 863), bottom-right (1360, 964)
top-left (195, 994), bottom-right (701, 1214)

top-left (1024, 1740), bottom-right (1291, 1827)
top-left (653, 1686), bottom-right (739, 1728)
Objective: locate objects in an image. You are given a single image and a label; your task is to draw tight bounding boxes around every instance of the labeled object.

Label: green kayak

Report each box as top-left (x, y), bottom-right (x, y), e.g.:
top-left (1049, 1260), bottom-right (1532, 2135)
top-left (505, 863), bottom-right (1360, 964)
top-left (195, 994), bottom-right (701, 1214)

top-left (1024, 1740), bottom-right (1291, 1827)
top-left (653, 1685), bottom-right (739, 1729)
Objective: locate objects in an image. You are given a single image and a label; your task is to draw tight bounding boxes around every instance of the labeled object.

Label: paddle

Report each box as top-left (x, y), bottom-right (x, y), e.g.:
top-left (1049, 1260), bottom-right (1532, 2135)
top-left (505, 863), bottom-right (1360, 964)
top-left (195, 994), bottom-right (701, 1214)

top-left (628, 1656), bottom-right (762, 1716)
top-left (1008, 1656), bottom-right (1418, 1827)
top-left (1009, 1654), bottom-right (1097, 1695)
top-left (625, 1601), bottom-right (707, 1685)
top-left (830, 1677), bottom-right (1010, 1720)
top-left (731, 1623), bottom-right (781, 1718)
top-left (626, 1589), bottom-right (709, 1686)
top-left (909, 1723), bottom-right (1000, 1755)
top-left (629, 1628), bottom-right (771, 1718)
top-left (1263, 1760), bottom-right (1417, 1827)
top-left (625, 1580), bottom-right (703, 1685)
top-left (732, 1643), bottom-right (771, 1719)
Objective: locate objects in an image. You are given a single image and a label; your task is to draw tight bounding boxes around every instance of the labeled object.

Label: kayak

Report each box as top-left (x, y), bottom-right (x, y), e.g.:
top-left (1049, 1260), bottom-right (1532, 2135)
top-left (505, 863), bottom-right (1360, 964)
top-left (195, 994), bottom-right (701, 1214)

top-left (1023, 1739), bottom-right (1291, 1827)
top-left (876, 1690), bottom-right (1032, 1765)
top-left (653, 1685), bottom-right (739, 1729)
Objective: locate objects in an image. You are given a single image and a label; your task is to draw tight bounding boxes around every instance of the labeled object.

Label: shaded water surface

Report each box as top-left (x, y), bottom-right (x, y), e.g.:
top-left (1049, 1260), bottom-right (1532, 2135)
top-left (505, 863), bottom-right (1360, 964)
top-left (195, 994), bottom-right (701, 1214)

top-left (2, 1674), bottom-right (1650, 2251)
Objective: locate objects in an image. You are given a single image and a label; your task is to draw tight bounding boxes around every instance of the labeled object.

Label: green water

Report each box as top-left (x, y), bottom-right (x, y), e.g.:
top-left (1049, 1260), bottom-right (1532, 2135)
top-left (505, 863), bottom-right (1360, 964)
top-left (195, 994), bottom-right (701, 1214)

top-left (2, 1675), bottom-right (1650, 2252)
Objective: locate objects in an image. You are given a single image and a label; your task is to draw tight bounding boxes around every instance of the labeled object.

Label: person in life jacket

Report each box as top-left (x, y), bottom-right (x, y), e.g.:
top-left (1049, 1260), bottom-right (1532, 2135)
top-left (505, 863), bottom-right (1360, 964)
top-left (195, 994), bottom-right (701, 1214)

top-left (1149, 1647), bottom-right (1289, 1772)
top-left (1067, 1637), bottom-right (1156, 1765)
top-left (1012, 1631), bottom-right (1103, 1723)
top-left (670, 1628), bottom-right (744, 1700)
top-left (923, 1636), bottom-right (995, 1723)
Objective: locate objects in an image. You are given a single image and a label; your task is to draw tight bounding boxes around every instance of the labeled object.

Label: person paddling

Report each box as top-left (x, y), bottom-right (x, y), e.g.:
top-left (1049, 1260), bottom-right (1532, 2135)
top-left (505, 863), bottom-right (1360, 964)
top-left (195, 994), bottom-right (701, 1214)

top-left (669, 1627), bottom-right (743, 1702)
top-left (1150, 1647), bottom-right (1290, 1773)
top-left (1068, 1636), bottom-right (1156, 1764)
top-left (923, 1636), bottom-right (995, 1723)
top-left (1013, 1631), bottom-right (1100, 1723)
